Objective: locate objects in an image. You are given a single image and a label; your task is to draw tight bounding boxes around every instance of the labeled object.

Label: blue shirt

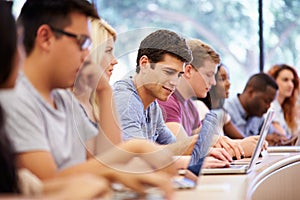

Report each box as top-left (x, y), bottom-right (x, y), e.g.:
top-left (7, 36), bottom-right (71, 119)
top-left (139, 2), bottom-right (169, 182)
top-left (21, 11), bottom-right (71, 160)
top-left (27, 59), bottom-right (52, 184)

top-left (224, 94), bottom-right (265, 137)
top-left (113, 78), bottom-right (176, 144)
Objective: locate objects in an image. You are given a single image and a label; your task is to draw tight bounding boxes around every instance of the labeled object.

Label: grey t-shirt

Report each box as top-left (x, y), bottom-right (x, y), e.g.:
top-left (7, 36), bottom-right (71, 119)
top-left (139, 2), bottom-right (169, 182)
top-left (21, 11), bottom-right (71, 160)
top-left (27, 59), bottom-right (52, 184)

top-left (0, 74), bottom-right (97, 170)
top-left (113, 78), bottom-right (176, 144)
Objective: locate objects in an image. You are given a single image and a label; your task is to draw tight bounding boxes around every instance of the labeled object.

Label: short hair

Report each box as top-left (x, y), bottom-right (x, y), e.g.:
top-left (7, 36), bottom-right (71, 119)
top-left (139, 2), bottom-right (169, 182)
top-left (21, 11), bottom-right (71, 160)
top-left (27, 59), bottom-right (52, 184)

top-left (187, 39), bottom-right (221, 69)
top-left (244, 73), bottom-right (278, 93)
top-left (0, 1), bottom-right (17, 86)
top-left (136, 29), bottom-right (192, 73)
top-left (17, 0), bottom-right (99, 55)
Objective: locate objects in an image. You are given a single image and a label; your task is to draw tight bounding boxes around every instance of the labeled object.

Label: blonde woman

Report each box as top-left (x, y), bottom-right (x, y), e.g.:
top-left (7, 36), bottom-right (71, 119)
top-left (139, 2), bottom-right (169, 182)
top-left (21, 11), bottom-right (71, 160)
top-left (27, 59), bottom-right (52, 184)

top-left (73, 18), bottom-right (120, 154)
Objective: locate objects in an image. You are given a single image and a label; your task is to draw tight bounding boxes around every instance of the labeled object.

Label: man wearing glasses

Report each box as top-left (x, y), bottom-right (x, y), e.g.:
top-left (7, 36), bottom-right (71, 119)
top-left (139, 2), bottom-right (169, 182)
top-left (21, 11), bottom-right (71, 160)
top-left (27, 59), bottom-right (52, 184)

top-left (0, 0), bottom-right (176, 196)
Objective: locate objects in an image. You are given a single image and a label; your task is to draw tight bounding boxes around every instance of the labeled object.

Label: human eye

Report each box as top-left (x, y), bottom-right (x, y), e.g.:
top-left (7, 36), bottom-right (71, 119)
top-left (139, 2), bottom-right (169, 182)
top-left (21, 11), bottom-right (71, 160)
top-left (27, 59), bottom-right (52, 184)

top-left (163, 69), bottom-right (176, 76)
top-left (105, 48), bottom-right (113, 54)
top-left (206, 72), bottom-right (215, 78)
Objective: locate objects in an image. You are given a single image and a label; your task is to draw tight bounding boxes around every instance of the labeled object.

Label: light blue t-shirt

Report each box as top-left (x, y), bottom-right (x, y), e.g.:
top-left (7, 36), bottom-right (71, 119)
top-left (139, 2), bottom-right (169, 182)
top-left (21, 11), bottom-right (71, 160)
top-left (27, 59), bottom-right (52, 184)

top-left (224, 94), bottom-right (265, 137)
top-left (113, 78), bottom-right (176, 144)
top-left (0, 74), bottom-right (98, 170)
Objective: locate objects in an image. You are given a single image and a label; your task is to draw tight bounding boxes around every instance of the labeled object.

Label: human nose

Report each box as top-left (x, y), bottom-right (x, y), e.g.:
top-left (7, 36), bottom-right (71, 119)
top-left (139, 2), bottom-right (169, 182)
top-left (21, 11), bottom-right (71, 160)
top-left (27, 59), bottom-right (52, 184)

top-left (226, 79), bottom-right (231, 88)
top-left (210, 76), bottom-right (216, 86)
top-left (111, 56), bottom-right (118, 65)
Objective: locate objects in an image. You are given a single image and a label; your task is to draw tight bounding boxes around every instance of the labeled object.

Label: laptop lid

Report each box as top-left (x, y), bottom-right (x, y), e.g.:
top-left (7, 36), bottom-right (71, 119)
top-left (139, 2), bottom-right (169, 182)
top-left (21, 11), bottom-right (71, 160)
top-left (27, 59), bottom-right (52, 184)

top-left (246, 109), bottom-right (275, 172)
top-left (201, 109), bottom-right (275, 175)
top-left (173, 112), bottom-right (218, 189)
top-left (187, 112), bottom-right (218, 175)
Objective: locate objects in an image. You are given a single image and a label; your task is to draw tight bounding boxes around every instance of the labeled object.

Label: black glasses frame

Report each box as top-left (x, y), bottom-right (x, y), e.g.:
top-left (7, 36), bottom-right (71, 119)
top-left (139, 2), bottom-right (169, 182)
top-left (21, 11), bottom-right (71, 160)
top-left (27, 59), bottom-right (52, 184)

top-left (49, 25), bottom-right (91, 50)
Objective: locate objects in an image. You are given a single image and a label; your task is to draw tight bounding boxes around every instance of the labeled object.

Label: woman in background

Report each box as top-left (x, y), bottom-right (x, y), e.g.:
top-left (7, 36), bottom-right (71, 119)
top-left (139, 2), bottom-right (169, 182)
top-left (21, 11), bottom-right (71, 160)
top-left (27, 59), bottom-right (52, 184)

top-left (73, 18), bottom-right (121, 154)
top-left (209, 63), bottom-right (244, 139)
top-left (268, 64), bottom-right (299, 139)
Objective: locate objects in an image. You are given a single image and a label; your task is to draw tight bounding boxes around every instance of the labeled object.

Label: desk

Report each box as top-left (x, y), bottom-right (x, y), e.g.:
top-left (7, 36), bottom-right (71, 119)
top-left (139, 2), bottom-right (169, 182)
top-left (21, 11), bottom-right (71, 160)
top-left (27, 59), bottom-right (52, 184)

top-left (174, 152), bottom-right (300, 200)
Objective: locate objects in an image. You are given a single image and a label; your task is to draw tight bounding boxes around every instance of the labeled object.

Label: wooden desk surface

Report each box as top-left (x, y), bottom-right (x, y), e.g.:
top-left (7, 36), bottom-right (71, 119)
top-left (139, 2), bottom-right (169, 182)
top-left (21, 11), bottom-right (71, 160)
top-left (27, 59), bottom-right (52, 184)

top-left (174, 152), bottom-right (300, 200)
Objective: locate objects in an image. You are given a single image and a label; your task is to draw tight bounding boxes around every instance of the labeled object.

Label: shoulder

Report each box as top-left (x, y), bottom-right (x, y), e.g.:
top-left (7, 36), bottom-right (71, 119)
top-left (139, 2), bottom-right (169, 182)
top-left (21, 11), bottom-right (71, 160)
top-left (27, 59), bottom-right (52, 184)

top-left (113, 79), bottom-right (134, 92)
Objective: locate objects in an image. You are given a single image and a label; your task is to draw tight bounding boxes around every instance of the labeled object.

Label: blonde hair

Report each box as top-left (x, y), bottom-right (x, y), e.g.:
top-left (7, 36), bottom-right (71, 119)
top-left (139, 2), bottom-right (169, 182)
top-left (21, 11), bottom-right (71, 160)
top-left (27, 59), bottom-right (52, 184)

top-left (187, 39), bottom-right (220, 69)
top-left (90, 18), bottom-right (117, 66)
top-left (90, 18), bottom-right (117, 122)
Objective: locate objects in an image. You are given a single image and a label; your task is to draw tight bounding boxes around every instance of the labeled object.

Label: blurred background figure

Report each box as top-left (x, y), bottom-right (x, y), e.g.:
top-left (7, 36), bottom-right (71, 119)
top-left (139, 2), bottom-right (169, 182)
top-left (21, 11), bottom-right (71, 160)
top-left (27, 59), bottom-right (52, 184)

top-left (268, 64), bottom-right (299, 139)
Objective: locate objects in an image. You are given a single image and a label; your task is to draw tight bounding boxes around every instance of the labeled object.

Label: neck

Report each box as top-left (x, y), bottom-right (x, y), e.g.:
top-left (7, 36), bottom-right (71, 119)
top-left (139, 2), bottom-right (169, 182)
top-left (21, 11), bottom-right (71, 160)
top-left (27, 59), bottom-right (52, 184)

top-left (238, 93), bottom-right (249, 115)
top-left (277, 94), bottom-right (285, 105)
top-left (134, 75), bottom-right (156, 110)
top-left (176, 78), bottom-right (194, 100)
top-left (23, 55), bottom-right (55, 108)
top-left (211, 96), bottom-right (220, 109)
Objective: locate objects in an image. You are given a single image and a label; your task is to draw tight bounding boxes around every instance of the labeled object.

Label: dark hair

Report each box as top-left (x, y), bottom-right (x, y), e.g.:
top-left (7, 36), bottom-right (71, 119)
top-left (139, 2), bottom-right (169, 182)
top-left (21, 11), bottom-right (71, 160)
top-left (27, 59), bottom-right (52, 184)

top-left (0, 1), bottom-right (17, 86)
top-left (244, 73), bottom-right (278, 92)
top-left (136, 29), bottom-right (192, 73)
top-left (196, 92), bottom-right (212, 110)
top-left (268, 64), bottom-right (299, 131)
top-left (210, 63), bottom-right (225, 109)
top-left (17, 0), bottom-right (99, 55)
top-left (0, 1), bottom-right (20, 193)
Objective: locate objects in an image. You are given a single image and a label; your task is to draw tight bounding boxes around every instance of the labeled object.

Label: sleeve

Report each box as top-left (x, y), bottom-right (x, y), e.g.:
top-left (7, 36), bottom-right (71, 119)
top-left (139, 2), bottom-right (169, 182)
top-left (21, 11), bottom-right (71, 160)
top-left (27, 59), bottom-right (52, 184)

top-left (223, 110), bottom-right (231, 124)
top-left (157, 95), bottom-right (181, 123)
top-left (2, 94), bottom-right (50, 153)
top-left (270, 101), bottom-right (281, 123)
top-left (113, 89), bottom-right (148, 141)
top-left (155, 107), bottom-right (176, 144)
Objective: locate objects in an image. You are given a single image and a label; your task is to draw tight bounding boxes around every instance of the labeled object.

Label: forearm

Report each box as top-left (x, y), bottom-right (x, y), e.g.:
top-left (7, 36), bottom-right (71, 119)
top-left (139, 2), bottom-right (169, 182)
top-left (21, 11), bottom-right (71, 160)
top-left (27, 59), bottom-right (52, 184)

top-left (223, 122), bottom-right (244, 139)
top-left (95, 88), bottom-right (122, 151)
top-left (165, 136), bottom-right (195, 155)
top-left (56, 158), bottom-right (116, 182)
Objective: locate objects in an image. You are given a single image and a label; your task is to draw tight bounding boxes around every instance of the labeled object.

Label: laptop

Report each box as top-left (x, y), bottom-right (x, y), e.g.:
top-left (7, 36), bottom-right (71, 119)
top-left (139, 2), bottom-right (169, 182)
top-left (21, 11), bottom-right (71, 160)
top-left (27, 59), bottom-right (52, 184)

top-left (201, 109), bottom-right (275, 175)
top-left (267, 135), bottom-right (300, 153)
top-left (112, 112), bottom-right (218, 200)
top-left (172, 112), bottom-right (218, 189)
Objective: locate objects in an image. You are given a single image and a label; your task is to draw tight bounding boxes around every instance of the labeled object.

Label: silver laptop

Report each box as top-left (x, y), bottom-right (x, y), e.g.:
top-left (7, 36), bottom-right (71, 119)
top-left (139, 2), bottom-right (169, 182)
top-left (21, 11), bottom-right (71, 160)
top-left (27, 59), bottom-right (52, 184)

top-left (201, 109), bottom-right (275, 175)
top-left (267, 135), bottom-right (300, 153)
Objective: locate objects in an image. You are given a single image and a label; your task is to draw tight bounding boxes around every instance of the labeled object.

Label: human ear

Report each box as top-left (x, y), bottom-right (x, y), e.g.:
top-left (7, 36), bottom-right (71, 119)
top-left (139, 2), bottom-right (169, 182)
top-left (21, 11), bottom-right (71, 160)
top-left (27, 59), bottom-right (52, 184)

top-left (36, 24), bottom-right (53, 52)
top-left (184, 64), bottom-right (194, 79)
top-left (139, 55), bottom-right (151, 72)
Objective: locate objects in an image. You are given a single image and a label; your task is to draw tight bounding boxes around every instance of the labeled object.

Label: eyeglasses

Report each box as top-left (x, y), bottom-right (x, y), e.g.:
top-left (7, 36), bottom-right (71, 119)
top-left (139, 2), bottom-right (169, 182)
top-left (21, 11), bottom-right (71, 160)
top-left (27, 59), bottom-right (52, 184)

top-left (49, 25), bottom-right (91, 50)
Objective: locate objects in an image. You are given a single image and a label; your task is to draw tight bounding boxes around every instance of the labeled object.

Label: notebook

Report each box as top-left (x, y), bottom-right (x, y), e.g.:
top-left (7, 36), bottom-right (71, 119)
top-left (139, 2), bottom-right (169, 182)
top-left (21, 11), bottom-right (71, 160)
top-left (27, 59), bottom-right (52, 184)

top-left (201, 109), bottom-right (275, 175)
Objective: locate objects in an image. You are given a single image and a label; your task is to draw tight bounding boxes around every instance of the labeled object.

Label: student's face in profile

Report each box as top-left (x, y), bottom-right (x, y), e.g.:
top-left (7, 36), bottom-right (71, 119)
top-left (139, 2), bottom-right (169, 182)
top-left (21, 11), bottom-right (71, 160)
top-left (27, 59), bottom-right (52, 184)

top-left (275, 69), bottom-right (295, 99)
top-left (100, 34), bottom-right (118, 79)
top-left (51, 12), bottom-right (91, 88)
top-left (191, 59), bottom-right (217, 98)
top-left (214, 66), bottom-right (231, 99)
top-left (247, 86), bottom-right (277, 117)
top-left (140, 54), bottom-right (184, 101)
